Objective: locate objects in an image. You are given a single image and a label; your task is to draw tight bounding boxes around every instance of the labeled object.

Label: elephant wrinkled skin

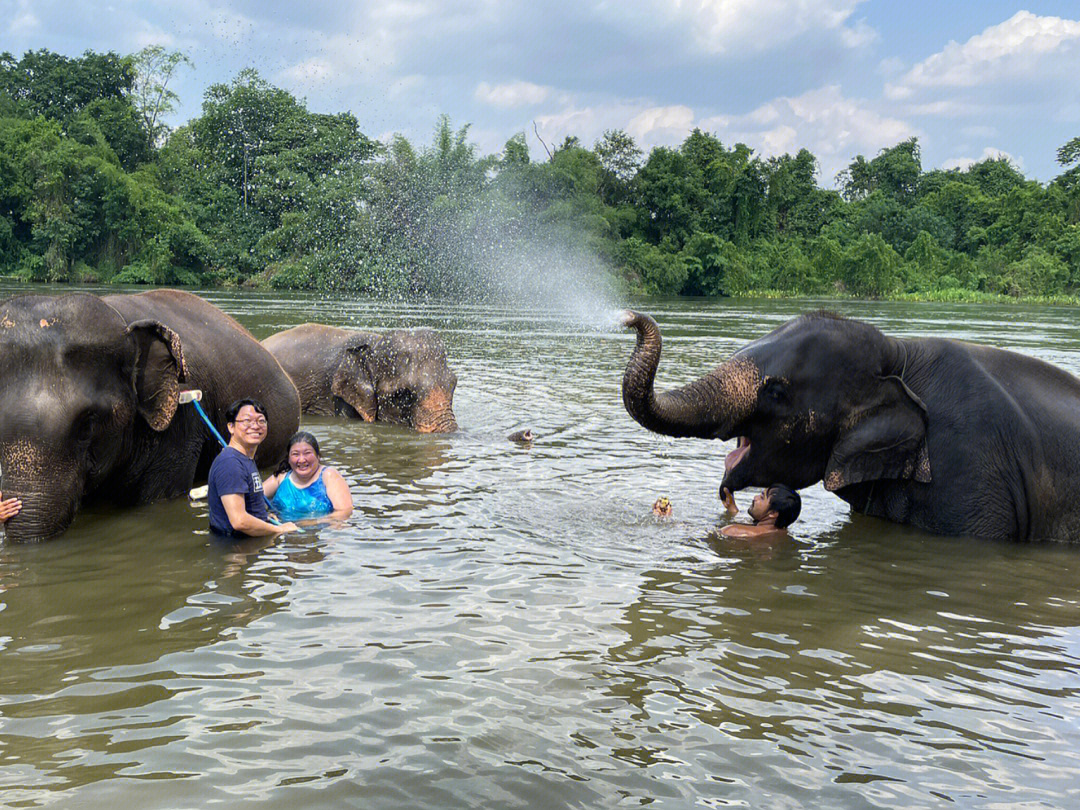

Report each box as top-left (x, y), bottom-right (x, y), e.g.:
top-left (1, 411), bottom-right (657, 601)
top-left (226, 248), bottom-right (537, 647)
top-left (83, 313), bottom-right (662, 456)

top-left (263, 323), bottom-right (458, 433)
top-left (0, 290), bottom-right (300, 541)
top-left (621, 309), bottom-right (1080, 542)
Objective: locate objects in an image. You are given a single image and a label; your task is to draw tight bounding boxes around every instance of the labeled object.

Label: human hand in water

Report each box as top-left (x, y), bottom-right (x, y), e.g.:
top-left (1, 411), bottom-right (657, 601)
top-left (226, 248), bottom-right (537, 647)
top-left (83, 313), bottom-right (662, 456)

top-left (0, 492), bottom-right (22, 523)
top-left (275, 521), bottom-right (300, 534)
top-left (720, 487), bottom-right (738, 516)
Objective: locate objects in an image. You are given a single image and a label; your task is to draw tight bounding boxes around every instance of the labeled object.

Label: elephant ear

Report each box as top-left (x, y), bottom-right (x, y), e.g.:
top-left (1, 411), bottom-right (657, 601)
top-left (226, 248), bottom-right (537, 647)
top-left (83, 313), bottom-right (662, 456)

top-left (126, 319), bottom-right (187, 432)
top-left (331, 335), bottom-right (377, 422)
top-left (824, 376), bottom-right (932, 492)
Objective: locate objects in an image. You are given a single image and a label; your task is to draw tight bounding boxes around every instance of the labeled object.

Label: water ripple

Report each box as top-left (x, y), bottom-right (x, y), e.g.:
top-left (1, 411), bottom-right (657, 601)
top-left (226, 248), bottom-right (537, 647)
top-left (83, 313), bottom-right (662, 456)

top-left (1, 290), bottom-right (1080, 807)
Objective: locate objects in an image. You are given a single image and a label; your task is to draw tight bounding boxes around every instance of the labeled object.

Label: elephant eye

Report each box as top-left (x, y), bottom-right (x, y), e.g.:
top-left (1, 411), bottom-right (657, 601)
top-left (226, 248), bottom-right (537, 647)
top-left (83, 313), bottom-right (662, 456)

top-left (388, 389), bottom-right (417, 411)
top-left (764, 380), bottom-right (789, 407)
top-left (73, 411), bottom-right (99, 443)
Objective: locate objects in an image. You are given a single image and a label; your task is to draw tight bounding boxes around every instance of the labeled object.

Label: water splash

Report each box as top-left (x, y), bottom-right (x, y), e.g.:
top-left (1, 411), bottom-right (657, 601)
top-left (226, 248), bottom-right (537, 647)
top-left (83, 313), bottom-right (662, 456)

top-left (470, 239), bottom-right (623, 329)
top-left (347, 177), bottom-right (627, 329)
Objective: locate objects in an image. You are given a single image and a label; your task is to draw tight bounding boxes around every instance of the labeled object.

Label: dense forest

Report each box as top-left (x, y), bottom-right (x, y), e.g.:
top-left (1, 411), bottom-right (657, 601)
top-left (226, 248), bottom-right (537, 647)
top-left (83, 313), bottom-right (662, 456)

top-left (2, 48), bottom-right (1080, 300)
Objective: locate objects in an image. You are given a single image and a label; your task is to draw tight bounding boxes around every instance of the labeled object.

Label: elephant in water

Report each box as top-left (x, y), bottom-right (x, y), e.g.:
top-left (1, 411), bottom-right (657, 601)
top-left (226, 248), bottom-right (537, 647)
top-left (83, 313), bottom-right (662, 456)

top-left (0, 290), bottom-right (300, 541)
top-left (262, 323), bottom-right (458, 433)
top-left (621, 309), bottom-right (1080, 542)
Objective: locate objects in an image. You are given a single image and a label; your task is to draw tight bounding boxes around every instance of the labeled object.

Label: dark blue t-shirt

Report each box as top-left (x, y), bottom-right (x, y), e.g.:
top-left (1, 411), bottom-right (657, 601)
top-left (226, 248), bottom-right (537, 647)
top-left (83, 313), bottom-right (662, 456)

top-left (207, 446), bottom-right (268, 537)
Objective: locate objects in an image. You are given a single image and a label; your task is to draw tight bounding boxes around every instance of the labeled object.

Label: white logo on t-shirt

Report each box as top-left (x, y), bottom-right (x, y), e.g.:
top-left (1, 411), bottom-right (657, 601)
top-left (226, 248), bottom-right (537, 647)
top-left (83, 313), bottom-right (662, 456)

top-left (252, 472), bottom-right (263, 493)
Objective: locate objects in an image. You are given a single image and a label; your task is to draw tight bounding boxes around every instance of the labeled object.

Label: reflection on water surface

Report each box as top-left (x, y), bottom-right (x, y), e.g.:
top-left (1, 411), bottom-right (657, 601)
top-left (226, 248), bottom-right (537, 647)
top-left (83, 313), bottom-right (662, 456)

top-left (2, 286), bottom-right (1080, 808)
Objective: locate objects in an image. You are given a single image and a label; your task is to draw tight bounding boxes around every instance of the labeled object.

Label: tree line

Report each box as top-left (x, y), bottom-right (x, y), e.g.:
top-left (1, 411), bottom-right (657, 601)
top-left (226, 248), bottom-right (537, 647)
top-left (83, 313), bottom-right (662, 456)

top-left (2, 47), bottom-right (1080, 300)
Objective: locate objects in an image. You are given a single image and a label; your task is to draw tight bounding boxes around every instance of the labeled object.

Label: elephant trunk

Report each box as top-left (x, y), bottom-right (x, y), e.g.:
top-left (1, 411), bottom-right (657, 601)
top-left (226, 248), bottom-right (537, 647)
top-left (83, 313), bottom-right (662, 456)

top-left (1, 443), bottom-right (82, 542)
top-left (621, 310), bottom-right (760, 439)
top-left (413, 389), bottom-right (458, 434)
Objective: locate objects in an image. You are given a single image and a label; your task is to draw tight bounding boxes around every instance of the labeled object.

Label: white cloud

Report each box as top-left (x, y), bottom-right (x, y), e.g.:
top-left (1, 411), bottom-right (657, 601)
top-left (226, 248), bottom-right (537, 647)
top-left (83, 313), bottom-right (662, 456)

top-left (905, 100), bottom-right (973, 116)
top-left (475, 81), bottom-right (552, 108)
top-left (529, 85), bottom-right (915, 184)
top-left (941, 146), bottom-right (1021, 172)
top-left (840, 18), bottom-right (877, 48)
top-left (700, 85), bottom-right (918, 182)
top-left (387, 74), bottom-right (425, 99)
top-left (133, 27), bottom-right (178, 48)
top-left (7, 0), bottom-right (37, 34)
top-left (886, 11), bottom-right (1080, 100)
top-left (706, 85), bottom-right (916, 170)
top-left (626, 105), bottom-right (695, 141)
top-left (640, 0), bottom-right (873, 55)
top-left (877, 56), bottom-right (905, 77)
top-left (206, 7), bottom-right (257, 42)
top-left (279, 57), bottom-right (335, 87)
top-left (532, 101), bottom-right (697, 154)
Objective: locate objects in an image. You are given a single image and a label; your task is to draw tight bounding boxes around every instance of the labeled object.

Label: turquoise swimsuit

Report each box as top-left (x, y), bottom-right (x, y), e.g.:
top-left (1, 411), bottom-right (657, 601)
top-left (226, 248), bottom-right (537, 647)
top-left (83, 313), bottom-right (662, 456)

top-left (269, 468), bottom-right (335, 521)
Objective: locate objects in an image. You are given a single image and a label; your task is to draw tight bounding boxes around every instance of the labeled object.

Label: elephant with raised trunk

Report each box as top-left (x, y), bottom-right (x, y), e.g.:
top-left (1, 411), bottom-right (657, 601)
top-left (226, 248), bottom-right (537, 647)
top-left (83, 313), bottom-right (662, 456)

top-left (621, 309), bottom-right (1080, 542)
top-left (0, 290), bottom-right (300, 542)
top-left (262, 323), bottom-right (458, 433)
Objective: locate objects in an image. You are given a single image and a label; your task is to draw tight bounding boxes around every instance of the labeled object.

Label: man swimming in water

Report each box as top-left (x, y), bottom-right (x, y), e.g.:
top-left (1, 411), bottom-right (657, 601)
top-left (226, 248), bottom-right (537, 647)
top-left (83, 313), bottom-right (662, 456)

top-left (719, 485), bottom-right (801, 539)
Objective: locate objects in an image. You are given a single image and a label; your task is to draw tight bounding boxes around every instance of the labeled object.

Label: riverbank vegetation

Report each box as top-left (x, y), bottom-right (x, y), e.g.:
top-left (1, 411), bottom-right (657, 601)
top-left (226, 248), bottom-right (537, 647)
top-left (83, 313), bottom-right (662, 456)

top-left (3, 48), bottom-right (1080, 302)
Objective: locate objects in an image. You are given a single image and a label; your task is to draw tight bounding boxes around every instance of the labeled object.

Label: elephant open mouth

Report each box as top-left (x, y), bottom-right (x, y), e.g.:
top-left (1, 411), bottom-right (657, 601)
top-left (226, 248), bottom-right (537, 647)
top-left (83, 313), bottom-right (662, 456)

top-left (725, 436), bottom-right (751, 472)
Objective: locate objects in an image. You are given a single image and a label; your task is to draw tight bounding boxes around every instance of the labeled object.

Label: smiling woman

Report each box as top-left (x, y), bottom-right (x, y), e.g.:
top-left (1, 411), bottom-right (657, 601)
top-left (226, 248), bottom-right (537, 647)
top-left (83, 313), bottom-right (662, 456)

top-left (263, 430), bottom-right (354, 523)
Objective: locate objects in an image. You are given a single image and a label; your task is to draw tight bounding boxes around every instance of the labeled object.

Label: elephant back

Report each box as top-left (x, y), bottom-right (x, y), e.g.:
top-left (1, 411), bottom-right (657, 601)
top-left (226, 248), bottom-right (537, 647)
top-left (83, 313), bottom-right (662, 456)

top-left (103, 290), bottom-right (300, 465)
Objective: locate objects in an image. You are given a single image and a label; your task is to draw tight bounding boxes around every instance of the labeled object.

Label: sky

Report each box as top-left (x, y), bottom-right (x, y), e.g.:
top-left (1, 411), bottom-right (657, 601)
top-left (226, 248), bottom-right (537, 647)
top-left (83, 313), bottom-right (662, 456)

top-left (4, 1), bottom-right (1080, 185)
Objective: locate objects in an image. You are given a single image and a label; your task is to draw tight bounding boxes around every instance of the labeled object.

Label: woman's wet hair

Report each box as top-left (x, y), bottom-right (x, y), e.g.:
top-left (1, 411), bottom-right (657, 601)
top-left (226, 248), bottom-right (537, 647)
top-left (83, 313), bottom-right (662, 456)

top-left (226, 397), bottom-right (268, 423)
top-left (767, 485), bottom-right (802, 528)
top-left (275, 431), bottom-right (321, 475)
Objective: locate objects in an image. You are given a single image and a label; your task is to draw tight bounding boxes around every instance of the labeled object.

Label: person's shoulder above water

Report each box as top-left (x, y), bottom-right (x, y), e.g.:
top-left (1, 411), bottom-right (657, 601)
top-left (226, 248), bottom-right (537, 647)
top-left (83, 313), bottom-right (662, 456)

top-left (719, 485), bottom-right (801, 539)
top-left (720, 522), bottom-right (788, 539)
top-left (209, 446), bottom-right (258, 488)
top-left (267, 431), bottom-right (353, 521)
top-left (210, 445), bottom-right (247, 468)
top-left (321, 466), bottom-right (352, 516)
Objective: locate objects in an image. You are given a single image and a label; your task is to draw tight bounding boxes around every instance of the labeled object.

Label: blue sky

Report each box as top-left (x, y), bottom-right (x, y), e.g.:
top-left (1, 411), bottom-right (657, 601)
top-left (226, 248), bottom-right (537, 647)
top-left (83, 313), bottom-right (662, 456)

top-left (4, 1), bottom-right (1080, 184)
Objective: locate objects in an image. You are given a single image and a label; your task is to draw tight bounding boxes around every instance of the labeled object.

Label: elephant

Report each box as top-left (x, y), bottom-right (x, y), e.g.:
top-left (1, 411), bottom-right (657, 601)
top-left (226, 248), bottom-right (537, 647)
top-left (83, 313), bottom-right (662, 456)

top-left (0, 289), bottom-right (300, 542)
top-left (621, 309), bottom-right (1080, 542)
top-left (262, 323), bottom-right (458, 433)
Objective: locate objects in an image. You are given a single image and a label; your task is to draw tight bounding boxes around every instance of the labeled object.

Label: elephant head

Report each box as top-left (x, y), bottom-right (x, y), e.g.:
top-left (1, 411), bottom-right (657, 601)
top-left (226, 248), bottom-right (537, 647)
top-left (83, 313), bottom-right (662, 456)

top-left (0, 294), bottom-right (185, 541)
top-left (334, 329), bottom-right (458, 434)
top-left (621, 310), bottom-right (931, 496)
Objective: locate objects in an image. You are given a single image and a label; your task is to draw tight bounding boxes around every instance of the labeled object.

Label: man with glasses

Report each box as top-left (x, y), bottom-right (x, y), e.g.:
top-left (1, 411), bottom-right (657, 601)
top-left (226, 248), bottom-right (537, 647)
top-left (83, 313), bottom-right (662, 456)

top-left (207, 398), bottom-right (299, 538)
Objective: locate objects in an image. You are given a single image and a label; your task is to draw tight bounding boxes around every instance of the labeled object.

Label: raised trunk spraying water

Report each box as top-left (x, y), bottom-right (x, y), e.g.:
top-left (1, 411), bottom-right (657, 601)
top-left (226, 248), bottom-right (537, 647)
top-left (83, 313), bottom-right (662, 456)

top-left (621, 310), bottom-right (760, 439)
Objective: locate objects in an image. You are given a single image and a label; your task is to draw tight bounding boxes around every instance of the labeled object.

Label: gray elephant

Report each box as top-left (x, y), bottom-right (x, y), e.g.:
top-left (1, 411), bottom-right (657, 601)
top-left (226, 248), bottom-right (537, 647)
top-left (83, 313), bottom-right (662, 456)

top-left (262, 323), bottom-right (458, 433)
top-left (0, 289), bottom-right (300, 541)
top-left (621, 309), bottom-right (1080, 542)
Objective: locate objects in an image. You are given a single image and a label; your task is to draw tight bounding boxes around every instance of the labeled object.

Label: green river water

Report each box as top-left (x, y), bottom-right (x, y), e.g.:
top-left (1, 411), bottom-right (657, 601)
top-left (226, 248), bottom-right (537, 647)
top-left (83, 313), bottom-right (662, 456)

top-left (1, 286), bottom-right (1079, 808)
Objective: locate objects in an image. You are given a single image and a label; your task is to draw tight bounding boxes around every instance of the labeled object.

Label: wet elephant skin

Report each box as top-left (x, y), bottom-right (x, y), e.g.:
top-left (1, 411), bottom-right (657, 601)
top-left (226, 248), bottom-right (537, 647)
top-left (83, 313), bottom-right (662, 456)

top-left (622, 309), bottom-right (1080, 542)
top-left (0, 289), bottom-right (300, 541)
top-left (263, 323), bottom-right (458, 433)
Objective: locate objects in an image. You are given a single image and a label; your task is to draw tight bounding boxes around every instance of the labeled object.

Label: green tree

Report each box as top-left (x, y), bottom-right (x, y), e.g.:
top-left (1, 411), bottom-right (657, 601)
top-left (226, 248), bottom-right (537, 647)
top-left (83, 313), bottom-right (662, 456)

top-left (840, 232), bottom-right (902, 297)
top-left (131, 46), bottom-right (193, 146)
top-left (0, 49), bottom-right (135, 120)
top-left (0, 49), bottom-right (150, 169)
top-left (616, 236), bottom-right (686, 295)
top-left (903, 230), bottom-right (946, 290)
top-left (999, 248), bottom-right (1070, 297)
top-left (838, 138), bottom-right (921, 202)
top-left (594, 129), bottom-right (641, 205)
top-left (633, 146), bottom-right (706, 248)
top-left (1054, 136), bottom-right (1080, 223)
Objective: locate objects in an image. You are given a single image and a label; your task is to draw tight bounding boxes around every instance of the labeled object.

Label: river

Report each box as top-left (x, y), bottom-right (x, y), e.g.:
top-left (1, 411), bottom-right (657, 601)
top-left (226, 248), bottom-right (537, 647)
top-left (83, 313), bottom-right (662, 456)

top-left (1, 286), bottom-right (1079, 808)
